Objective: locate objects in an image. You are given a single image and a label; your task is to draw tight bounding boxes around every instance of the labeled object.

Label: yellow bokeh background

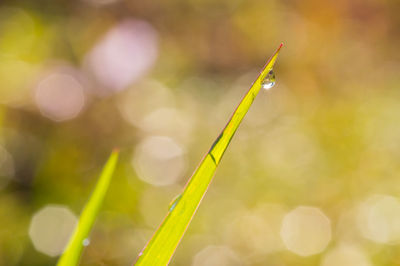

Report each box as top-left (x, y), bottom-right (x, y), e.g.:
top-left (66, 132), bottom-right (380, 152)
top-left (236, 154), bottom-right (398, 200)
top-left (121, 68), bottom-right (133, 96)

top-left (0, 0), bottom-right (399, 265)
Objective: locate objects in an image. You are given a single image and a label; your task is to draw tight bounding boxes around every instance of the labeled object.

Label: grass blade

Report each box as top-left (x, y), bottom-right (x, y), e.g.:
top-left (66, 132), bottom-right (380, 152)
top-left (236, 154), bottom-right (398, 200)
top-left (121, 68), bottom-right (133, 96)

top-left (135, 44), bottom-right (283, 265)
top-left (57, 149), bottom-right (119, 266)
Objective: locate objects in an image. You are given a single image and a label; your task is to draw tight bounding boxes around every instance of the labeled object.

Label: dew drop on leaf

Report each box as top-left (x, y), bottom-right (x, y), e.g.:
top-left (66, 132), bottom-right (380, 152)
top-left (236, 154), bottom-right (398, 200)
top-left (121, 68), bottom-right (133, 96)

top-left (168, 194), bottom-right (182, 211)
top-left (82, 238), bottom-right (90, 246)
top-left (261, 70), bottom-right (276, 90)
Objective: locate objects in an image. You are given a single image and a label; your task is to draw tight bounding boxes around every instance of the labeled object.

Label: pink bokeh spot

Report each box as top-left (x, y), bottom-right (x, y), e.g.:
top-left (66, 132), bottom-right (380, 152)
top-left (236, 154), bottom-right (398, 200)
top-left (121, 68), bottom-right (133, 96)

top-left (86, 19), bottom-right (158, 92)
top-left (35, 72), bottom-right (85, 122)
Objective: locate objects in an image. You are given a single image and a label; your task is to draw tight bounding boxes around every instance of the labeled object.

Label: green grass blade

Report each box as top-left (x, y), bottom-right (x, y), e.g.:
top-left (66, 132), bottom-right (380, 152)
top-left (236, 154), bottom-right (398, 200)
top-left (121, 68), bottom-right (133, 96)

top-left (134, 44), bottom-right (283, 266)
top-left (57, 149), bottom-right (119, 266)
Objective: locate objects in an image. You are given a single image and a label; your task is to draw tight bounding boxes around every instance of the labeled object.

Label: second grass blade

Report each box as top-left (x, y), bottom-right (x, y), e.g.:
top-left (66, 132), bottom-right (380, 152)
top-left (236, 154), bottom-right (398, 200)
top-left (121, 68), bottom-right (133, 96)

top-left (57, 150), bottom-right (119, 266)
top-left (135, 44), bottom-right (283, 266)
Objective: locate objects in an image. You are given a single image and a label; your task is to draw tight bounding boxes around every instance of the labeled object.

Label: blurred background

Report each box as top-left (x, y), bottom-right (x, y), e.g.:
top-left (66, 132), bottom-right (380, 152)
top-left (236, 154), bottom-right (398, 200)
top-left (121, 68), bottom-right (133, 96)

top-left (0, 0), bottom-right (399, 265)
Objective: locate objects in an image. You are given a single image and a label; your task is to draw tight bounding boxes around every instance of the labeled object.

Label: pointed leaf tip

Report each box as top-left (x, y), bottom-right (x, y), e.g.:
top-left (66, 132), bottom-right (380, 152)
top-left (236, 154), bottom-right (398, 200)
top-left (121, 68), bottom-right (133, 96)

top-left (275, 43), bottom-right (283, 54)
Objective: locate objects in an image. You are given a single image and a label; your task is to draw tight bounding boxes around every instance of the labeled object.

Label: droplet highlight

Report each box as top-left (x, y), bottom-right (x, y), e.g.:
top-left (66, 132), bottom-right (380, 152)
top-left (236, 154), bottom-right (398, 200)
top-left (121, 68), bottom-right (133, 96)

top-left (83, 238), bottom-right (90, 246)
top-left (261, 70), bottom-right (276, 90)
top-left (169, 194), bottom-right (182, 211)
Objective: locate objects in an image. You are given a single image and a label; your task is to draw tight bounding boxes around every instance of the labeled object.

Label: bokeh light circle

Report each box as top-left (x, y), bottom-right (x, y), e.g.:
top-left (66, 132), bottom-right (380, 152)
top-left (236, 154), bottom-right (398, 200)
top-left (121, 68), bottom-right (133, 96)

top-left (28, 205), bottom-right (77, 256)
top-left (224, 204), bottom-right (285, 257)
top-left (132, 136), bottom-right (186, 186)
top-left (35, 72), bottom-right (85, 122)
top-left (118, 80), bottom-right (175, 128)
top-left (321, 244), bottom-right (371, 266)
top-left (280, 206), bottom-right (331, 256)
top-left (86, 19), bottom-right (158, 93)
top-left (358, 194), bottom-right (400, 244)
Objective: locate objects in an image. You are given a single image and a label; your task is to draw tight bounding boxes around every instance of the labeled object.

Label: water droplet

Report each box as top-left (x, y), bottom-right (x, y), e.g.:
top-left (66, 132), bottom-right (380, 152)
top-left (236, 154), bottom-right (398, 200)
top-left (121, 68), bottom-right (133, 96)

top-left (83, 238), bottom-right (90, 246)
top-left (261, 70), bottom-right (276, 90)
top-left (169, 194), bottom-right (182, 211)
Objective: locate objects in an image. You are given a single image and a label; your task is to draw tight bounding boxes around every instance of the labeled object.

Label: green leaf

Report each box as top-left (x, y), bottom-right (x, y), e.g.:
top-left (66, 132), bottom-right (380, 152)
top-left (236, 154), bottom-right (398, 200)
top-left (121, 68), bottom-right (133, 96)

top-left (135, 44), bottom-right (283, 265)
top-left (57, 150), bottom-right (119, 266)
